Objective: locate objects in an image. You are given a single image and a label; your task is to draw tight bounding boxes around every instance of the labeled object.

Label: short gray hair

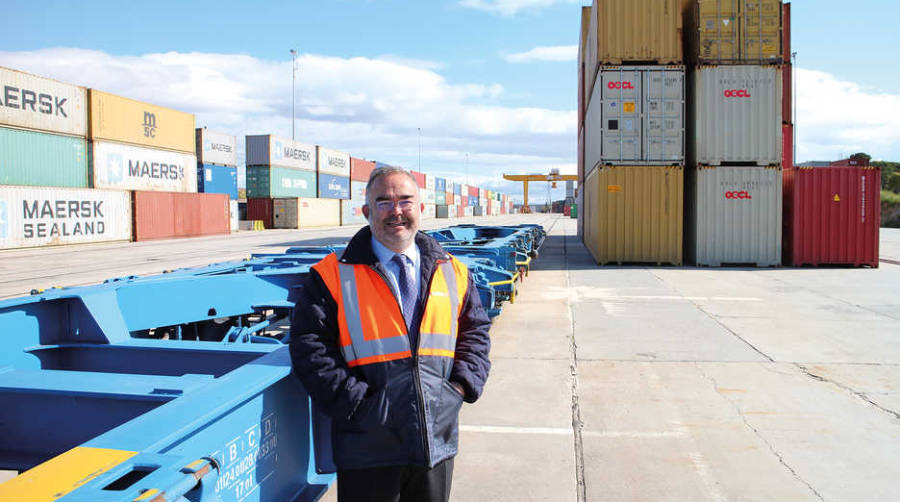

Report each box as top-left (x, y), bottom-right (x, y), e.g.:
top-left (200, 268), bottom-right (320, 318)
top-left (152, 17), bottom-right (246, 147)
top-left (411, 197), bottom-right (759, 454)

top-left (365, 166), bottom-right (420, 207)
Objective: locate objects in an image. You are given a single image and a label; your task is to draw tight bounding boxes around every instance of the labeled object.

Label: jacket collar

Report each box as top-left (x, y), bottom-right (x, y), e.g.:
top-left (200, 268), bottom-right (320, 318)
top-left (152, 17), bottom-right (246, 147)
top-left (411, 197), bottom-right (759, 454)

top-left (339, 226), bottom-right (450, 266)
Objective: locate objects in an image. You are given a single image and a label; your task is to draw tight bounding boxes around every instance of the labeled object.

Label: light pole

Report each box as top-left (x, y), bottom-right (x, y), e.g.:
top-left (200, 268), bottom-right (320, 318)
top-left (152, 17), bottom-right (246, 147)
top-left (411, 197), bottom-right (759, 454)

top-left (465, 153), bottom-right (469, 185)
top-left (417, 127), bottom-right (421, 171)
top-left (290, 49), bottom-right (297, 140)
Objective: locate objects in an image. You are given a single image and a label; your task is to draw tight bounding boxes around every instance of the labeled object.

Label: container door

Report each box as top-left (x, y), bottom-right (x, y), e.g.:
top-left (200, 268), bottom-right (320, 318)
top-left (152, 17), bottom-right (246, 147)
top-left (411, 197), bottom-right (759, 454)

top-left (643, 69), bottom-right (684, 163)
top-left (600, 68), bottom-right (641, 162)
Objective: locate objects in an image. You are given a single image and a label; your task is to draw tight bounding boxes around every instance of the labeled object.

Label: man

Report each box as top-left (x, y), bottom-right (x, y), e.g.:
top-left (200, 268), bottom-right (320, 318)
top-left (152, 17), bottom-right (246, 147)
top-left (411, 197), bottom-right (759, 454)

top-left (290, 166), bottom-right (492, 501)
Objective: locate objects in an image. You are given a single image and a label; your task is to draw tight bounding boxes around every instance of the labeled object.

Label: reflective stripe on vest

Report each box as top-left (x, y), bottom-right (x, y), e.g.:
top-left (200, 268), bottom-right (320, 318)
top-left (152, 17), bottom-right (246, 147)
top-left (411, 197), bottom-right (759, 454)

top-left (313, 253), bottom-right (467, 367)
top-left (337, 262), bottom-right (412, 366)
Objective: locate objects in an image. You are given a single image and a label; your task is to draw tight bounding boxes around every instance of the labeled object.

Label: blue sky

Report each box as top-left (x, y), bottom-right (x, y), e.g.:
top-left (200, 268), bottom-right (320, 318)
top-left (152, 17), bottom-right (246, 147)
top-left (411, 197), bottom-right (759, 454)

top-left (1, 0), bottom-right (898, 203)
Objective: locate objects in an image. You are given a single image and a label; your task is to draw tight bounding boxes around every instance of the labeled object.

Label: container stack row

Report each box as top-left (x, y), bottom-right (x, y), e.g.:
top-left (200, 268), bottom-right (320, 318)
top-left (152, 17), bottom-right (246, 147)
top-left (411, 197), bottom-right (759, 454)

top-left (0, 66), bottom-right (231, 250)
top-left (196, 128), bottom-right (239, 232)
top-left (684, 0), bottom-right (786, 267)
top-left (579, 0), bottom-right (686, 265)
top-left (779, 3), bottom-right (880, 268)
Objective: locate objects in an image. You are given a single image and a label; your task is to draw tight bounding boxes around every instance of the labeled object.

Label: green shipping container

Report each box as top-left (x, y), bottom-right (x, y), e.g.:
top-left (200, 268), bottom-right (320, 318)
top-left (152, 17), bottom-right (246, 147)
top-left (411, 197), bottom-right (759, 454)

top-left (246, 165), bottom-right (317, 198)
top-left (435, 191), bottom-right (446, 205)
top-left (0, 126), bottom-right (88, 188)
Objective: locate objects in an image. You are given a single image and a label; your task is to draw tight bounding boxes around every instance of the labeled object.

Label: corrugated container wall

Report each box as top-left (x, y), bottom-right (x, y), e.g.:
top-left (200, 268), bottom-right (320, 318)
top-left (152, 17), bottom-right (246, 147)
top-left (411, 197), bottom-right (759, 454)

top-left (90, 141), bottom-right (198, 192)
top-left (423, 204), bottom-right (436, 219)
top-left (783, 166), bottom-right (880, 267)
top-left (582, 165), bottom-right (683, 265)
top-left (195, 129), bottom-right (237, 167)
top-left (246, 166), bottom-right (316, 198)
top-left (586, 66), bottom-right (685, 168)
top-left (436, 191), bottom-right (446, 205)
top-left (578, 6), bottom-right (591, 129)
top-left (317, 146), bottom-right (350, 177)
top-left (197, 164), bottom-right (238, 199)
top-left (1, 126), bottom-right (88, 188)
top-left (591, 0), bottom-right (682, 65)
top-left (411, 171), bottom-right (426, 189)
top-left (132, 191), bottom-right (229, 241)
top-left (0, 186), bottom-right (131, 249)
top-left (690, 65), bottom-right (782, 165)
top-left (686, 0), bottom-right (783, 64)
top-left (436, 205), bottom-right (454, 219)
top-left (425, 175), bottom-right (435, 192)
top-left (318, 173), bottom-right (350, 199)
top-left (229, 199), bottom-right (238, 233)
top-left (350, 157), bottom-right (376, 182)
top-left (246, 198), bottom-right (274, 229)
top-left (88, 90), bottom-right (195, 153)
top-left (686, 165), bottom-right (782, 266)
top-left (782, 2), bottom-right (791, 124)
top-left (0, 66), bottom-right (87, 137)
top-left (341, 181), bottom-right (368, 226)
top-left (245, 135), bottom-right (316, 171)
top-left (273, 198), bottom-right (341, 228)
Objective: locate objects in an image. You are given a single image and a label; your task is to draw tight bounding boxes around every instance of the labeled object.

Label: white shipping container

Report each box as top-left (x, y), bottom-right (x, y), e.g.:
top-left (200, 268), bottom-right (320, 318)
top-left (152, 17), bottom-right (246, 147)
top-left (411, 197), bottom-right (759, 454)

top-left (422, 203), bottom-right (436, 219)
top-left (691, 65), bottom-right (782, 165)
top-left (0, 185), bottom-right (131, 249)
top-left (585, 66), bottom-right (684, 170)
top-left (273, 197), bottom-right (341, 228)
top-left (422, 189), bottom-right (435, 204)
top-left (687, 165), bottom-right (782, 266)
top-left (0, 66), bottom-right (87, 137)
top-left (341, 198), bottom-right (367, 226)
top-left (464, 206), bottom-right (473, 217)
top-left (91, 140), bottom-right (198, 192)
top-left (350, 180), bottom-right (367, 200)
top-left (246, 135), bottom-right (315, 170)
top-left (196, 129), bottom-right (237, 167)
top-left (317, 146), bottom-right (350, 177)
top-left (425, 175), bottom-right (435, 191)
top-left (230, 199), bottom-right (238, 232)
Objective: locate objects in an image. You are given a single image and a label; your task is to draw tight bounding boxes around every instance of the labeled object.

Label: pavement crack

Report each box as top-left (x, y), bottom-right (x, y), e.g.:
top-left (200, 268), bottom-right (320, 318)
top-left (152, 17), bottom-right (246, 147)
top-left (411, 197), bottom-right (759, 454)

top-left (694, 363), bottom-right (825, 501)
top-left (646, 270), bottom-right (774, 363)
top-left (564, 226), bottom-right (587, 502)
top-left (795, 364), bottom-right (900, 421)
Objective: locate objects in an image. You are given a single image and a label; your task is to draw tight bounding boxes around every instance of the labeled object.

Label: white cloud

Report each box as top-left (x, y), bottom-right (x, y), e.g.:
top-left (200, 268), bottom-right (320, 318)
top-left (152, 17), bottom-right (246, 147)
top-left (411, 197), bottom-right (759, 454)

top-left (505, 45), bottom-right (577, 63)
top-left (796, 68), bottom-right (900, 162)
top-left (0, 48), bottom-right (575, 194)
top-left (459, 0), bottom-right (577, 16)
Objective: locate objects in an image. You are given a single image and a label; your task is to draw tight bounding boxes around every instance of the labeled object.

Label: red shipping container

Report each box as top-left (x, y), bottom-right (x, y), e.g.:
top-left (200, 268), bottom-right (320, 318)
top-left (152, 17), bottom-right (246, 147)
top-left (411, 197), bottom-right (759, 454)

top-left (457, 204), bottom-right (465, 217)
top-left (467, 186), bottom-right (479, 197)
top-left (459, 195), bottom-right (468, 207)
top-left (410, 170), bottom-right (426, 188)
top-left (783, 2), bottom-right (791, 123)
top-left (133, 191), bottom-right (229, 241)
top-left (783, 123), bottom-right (793, 170)
top-left (446, 192), bottom-right (455, 205)
top-left (783, 166), bottom-right (881, 267)
top-left (350, 157), bottom-right (376, 182)
top-left (247, 198), bottom-right (274, 229)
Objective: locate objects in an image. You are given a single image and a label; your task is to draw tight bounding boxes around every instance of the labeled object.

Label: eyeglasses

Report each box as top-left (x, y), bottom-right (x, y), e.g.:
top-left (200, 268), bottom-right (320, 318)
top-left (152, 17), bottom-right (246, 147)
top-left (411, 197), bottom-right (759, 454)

top-left (374, 200), bottom-right (416, 212)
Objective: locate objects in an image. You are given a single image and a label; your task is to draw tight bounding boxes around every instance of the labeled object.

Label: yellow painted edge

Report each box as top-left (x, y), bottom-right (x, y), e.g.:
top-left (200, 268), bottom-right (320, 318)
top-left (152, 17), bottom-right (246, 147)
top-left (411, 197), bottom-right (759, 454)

top-left (134, 488), bottom-right (161, 501)
top-left (0, 446), bottom-right (138, 501)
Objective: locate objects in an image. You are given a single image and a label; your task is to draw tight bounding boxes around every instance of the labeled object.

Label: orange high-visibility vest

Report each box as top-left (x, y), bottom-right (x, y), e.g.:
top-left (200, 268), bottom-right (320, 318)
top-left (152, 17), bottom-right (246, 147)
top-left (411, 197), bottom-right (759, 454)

top-left (312, 253), bottom-right (469, 367)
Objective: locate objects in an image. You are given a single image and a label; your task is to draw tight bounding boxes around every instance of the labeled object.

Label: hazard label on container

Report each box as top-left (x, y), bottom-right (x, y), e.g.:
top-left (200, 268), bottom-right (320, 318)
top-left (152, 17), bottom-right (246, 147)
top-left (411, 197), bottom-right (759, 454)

top-left (608, 185), bottom-right (622, 193)
top-left (833, 194), bottom-right (841, 202)
top-left (623, 102), bottom-right (635, 113)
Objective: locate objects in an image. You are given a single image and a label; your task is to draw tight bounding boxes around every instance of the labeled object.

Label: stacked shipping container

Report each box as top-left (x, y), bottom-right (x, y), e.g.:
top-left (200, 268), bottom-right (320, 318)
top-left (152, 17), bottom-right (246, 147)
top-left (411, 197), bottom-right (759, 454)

top-left (684, 0), bottom-right (785, 266)
top-left (196, 128), bottom-right (238, 232)
top-left (580, 0), bottom-right (686, 265)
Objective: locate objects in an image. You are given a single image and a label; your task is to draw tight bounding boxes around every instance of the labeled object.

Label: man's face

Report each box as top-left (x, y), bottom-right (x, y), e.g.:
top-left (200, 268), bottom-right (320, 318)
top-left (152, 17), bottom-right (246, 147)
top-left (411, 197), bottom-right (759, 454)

top-left (363, 173), bottom-right (422, 253)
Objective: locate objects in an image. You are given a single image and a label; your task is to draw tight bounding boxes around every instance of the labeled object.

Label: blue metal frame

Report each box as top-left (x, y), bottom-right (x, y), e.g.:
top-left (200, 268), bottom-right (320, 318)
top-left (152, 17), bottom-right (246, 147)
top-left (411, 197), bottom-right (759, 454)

top-left (0, 224), bottom-right (544, 501)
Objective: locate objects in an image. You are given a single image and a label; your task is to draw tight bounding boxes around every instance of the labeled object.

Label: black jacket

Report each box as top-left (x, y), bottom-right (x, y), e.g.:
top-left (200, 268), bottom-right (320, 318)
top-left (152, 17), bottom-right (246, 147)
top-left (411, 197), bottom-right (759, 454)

top-left (289, 226), bottom-right (492, 469)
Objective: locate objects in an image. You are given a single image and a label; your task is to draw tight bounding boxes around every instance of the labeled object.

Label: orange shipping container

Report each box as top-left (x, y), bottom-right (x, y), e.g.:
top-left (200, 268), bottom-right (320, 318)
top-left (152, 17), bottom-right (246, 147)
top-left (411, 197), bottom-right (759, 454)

top-left (89, 89), bottom-right (196, 153)
top-left (133, 191), bottom-right (229, 241)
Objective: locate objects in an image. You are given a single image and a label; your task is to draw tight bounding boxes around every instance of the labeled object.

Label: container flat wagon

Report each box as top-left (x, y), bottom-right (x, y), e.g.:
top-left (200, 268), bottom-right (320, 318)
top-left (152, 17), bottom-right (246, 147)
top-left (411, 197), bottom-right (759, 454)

top-left (0, 224), bottom-right (544, 501)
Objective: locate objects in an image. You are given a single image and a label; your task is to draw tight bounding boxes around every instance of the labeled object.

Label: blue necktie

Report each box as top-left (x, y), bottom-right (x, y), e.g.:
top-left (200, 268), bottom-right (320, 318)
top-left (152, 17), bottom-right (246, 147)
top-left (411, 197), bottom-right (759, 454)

top-left (391, 254), bottom-right (416, 327)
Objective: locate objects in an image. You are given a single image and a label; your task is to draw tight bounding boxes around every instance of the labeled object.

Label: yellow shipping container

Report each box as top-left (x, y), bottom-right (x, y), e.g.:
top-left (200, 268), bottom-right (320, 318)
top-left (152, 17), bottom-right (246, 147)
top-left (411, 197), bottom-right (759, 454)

top-left (583, 165), bottom-right (683, 265)
top-left (88, 89), bottom-right (195, 153)
top-left (590, 0), bottom-right (683, 65)
top-left (688, 0), bottom-right (782, 63)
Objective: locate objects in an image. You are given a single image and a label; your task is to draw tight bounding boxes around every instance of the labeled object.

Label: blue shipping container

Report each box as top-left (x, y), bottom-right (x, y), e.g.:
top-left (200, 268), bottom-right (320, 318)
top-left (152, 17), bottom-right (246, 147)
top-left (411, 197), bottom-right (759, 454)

top-left (197, 163), bottom-right (238, 199)
top-left (318, 173), bottom-right (350, 199)
top-left (454, 183), bottom-right (462, 195)
top-left (434, 177), bottom-right (446, 193)
top-left (468, 197), bottom-right (478, 207)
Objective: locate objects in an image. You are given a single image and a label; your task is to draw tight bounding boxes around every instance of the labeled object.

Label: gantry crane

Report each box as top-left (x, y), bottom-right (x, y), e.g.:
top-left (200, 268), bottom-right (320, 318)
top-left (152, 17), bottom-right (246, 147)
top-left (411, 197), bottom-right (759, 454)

top-left (503, 171), bottom-right (578, 212)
